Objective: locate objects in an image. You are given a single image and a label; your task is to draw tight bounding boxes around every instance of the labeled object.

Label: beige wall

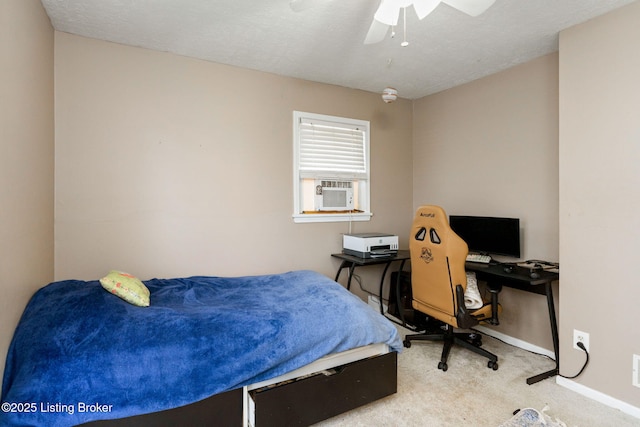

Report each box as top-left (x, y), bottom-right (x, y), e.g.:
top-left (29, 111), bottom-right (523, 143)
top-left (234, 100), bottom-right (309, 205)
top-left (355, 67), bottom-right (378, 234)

top-left (0, 0), bottom-right (54, 380)
top-left (4, 0), bottom-right (639, 416)
top-left (413, 54), bottom-right (560, 351)
top-left (559, 1), bottom-right (640, 409)
top-left (53, 33), bottom-right (414, 304)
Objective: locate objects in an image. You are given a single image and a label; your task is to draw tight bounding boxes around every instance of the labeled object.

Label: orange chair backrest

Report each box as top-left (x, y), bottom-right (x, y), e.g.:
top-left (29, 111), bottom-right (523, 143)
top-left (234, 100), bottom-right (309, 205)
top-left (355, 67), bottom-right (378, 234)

top-left (409, 205), bottom-right (469, 326)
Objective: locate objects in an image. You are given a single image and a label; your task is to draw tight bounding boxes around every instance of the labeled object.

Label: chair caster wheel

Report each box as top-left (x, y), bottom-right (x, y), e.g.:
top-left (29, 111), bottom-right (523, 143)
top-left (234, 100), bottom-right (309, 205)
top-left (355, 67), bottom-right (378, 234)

top-left (488, 361), bottom-right (498, 370)
top-left (438, 361), bottom-right (448, 371)
top-left (403, 339), bottom-right (411, 348)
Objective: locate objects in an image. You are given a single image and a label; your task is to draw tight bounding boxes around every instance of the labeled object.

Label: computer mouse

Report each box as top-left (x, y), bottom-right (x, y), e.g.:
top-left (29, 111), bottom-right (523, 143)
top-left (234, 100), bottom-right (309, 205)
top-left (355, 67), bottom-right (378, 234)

top-left (503, 265), bottom-right (514, 273)
top-left (530, 271), bottom-right (541, 279)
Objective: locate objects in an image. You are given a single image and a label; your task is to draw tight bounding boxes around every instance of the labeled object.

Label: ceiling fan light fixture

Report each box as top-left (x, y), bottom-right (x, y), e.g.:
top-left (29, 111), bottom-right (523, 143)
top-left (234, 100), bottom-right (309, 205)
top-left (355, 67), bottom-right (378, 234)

top-left (382, 87), bottom-right (398, 103)
top-left (366, 0), bottom-right (496, 45)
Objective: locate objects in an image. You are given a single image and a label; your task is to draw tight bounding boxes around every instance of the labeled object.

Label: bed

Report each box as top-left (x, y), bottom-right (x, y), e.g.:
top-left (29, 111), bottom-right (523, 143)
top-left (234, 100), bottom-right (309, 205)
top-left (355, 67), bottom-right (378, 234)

top-left (0, 270), bottom-right (402, 426)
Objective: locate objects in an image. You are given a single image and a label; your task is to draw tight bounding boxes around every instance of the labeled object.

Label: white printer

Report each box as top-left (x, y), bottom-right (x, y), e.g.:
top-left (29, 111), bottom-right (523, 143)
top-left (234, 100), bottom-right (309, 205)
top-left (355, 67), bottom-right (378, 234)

top-left (342, 233), bottom-right (399, 258)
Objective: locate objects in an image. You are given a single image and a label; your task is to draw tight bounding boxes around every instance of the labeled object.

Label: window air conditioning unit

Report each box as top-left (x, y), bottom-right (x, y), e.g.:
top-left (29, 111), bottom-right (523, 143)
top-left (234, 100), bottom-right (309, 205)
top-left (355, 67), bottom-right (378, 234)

top-left (314, 180), bottom-right (354, 211)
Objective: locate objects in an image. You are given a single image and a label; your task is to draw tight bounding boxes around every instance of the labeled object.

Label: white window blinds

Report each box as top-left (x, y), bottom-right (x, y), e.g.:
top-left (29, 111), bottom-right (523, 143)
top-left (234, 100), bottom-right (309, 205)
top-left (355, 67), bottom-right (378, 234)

top-left (298, 117), bottom-right (367, 180)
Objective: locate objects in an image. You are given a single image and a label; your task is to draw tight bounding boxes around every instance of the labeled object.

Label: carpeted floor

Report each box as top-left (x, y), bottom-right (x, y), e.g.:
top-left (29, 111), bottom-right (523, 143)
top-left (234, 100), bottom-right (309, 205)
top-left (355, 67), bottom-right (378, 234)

top-left (314, 325), bottom-right (639, 426)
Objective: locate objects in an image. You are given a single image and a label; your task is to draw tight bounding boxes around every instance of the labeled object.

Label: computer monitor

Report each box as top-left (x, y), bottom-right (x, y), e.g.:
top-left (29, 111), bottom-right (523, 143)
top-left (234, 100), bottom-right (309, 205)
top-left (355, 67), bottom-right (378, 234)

top-left (449, 215), bottom-right (521, 258)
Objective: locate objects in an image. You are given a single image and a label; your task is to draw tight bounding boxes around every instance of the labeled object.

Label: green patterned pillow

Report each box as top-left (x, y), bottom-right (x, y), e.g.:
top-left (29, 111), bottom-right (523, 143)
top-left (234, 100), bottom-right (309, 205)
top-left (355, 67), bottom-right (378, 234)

top-left (100, 271), bottom-right (150, 307)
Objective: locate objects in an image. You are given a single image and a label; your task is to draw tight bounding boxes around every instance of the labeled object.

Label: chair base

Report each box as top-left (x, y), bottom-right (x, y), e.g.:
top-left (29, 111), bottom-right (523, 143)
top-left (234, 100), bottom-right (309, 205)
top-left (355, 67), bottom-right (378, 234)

top-left (403, 325), bottom-right (498, 372)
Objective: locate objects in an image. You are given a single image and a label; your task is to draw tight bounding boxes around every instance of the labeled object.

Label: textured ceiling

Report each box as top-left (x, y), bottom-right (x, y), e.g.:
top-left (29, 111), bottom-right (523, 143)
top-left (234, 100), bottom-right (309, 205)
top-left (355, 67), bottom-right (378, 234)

top-left (41, 0), bottom-right (637, 99)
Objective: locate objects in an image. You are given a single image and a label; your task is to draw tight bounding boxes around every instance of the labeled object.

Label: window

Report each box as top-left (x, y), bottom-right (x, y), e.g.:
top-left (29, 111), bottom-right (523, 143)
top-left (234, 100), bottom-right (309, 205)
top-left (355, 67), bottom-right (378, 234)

top-left (293, 111), bottom-right (372, 223)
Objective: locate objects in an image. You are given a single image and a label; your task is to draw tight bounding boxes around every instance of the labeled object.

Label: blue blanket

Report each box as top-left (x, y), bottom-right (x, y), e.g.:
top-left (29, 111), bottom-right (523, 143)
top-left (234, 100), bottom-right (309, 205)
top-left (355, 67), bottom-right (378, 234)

top-left (1, 270), bottom-right (401, 426)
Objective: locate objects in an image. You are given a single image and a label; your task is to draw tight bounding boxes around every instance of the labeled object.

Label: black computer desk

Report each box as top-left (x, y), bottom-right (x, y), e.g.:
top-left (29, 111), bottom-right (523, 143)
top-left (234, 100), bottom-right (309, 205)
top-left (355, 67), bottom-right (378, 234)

top-left (465, 262), bottom-right (560, 385)
top-left (331, 252), bottom-right (560, 384)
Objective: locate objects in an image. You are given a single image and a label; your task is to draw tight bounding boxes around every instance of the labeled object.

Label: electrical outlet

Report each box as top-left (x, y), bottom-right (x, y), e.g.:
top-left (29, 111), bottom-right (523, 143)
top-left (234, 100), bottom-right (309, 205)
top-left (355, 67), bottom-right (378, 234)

top-left (633, 354), bottom-right (640, 388)
top-left (573, 329), bottom-right (590, 352)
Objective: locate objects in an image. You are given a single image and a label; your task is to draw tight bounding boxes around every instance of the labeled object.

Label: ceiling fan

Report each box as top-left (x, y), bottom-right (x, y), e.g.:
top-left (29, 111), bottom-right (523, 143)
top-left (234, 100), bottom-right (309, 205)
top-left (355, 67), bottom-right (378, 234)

top-left (289, 0), bottom-right (496, 45)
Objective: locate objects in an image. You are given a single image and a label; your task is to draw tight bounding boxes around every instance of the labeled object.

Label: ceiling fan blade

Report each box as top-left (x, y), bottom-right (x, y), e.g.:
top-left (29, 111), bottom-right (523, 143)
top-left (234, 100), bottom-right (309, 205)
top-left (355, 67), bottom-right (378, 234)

top-left (413, 0), bottom-right (441, 20)
top-left (289, 0), bottom-right (323, 12)
top-left (441, 0), bottom-right (496, 16)
top-left (373, 0), bottom-right (402, 26)
top-left (364, 19), bottom-right (391, 45)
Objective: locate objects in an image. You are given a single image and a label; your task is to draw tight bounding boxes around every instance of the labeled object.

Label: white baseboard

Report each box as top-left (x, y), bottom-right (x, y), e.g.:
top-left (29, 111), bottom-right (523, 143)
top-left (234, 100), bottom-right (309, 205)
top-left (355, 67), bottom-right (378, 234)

top-left (556, 376), bottom-right (640, 419)
top-left (474, 325), bottom-right (555, 360)
top-left (474, 325), bottom-right (640, 420)
top-left (368, 295), bottom-right (387, 313)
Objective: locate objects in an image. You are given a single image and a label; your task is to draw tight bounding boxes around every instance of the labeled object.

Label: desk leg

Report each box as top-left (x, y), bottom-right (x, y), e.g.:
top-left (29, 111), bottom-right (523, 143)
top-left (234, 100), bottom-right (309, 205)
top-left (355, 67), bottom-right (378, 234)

top-left (378, 261), bottom-right (393, 316)
top-left (334, 262), bottom-right (345, 282)
top-left (526, 282), bottom-right (560, 385)
top-left (334, 261), bottom-right (356, 290)
top-left (376, 259), bottom-right (408, 317)
top-left (393, 260), bottom-right (408, 326)
top-left (378, 260), bottom-right (414, 330)
top-left (346, 263), bottom-right (356, 290)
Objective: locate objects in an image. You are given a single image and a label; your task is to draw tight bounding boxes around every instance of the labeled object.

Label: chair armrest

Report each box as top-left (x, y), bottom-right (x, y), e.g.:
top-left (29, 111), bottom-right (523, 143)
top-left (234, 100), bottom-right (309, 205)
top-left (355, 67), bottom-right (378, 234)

top-left (456, 284), bottom-right (502, 327)
top-left (455, 284), bottom-right (479, 329)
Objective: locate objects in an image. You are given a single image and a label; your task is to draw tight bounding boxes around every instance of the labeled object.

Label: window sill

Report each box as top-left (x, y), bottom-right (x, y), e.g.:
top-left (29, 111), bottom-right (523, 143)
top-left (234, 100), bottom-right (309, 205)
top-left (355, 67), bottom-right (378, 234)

top-left (293, 212), bottom-right (372, 224)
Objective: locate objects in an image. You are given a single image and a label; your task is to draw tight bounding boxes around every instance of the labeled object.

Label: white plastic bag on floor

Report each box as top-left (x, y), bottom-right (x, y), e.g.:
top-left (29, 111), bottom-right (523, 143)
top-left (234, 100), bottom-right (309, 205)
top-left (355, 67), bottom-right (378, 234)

top-left (499, 405), bottom-right (567, 427)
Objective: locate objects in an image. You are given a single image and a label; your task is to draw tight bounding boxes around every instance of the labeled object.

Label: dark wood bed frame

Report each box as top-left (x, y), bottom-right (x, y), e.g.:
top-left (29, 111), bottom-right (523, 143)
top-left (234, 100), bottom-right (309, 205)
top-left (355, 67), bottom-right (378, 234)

top-left (80, 351), bottom-right (397, 427)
